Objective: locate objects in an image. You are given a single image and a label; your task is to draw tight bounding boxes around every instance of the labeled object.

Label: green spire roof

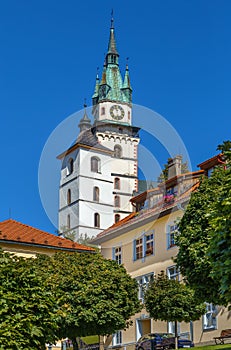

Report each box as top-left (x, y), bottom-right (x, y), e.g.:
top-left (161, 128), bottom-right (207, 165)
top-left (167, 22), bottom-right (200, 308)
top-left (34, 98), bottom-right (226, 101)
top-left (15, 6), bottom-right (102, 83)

top-left (123, 64), bottom-right (132, 90)
top-left (92, 16), bottom-right (132, 105)
top-left (92, 73), bottom-right (99, 99)
top-left (107, 19), bottom-right (118, 56)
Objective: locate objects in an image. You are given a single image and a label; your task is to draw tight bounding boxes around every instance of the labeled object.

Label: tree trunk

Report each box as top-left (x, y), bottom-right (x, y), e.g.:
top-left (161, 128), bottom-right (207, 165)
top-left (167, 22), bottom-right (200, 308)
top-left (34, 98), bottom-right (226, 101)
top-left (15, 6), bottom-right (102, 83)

top-left (72, 338), bottom-right (79, 350)
top-left (174, 321), bottom-right (178, 349)
top-left (99, 335), bottom-right (104, 350)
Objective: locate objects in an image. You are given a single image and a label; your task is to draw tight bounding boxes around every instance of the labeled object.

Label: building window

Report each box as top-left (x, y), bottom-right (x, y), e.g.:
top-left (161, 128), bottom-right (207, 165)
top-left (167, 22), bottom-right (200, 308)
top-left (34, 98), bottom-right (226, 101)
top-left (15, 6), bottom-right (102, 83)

top-left (114, 195), bottom-right (120, 208)
top-left (91, 157), bottom-right (100, 173)
top-left (168, 321), bottom-right (181, 335)
top-left (133, 231), bottom-right (154, 261)
top-left (203, 303), bottom-right (218, 331)
top-left (112, 331), bottom-right (122, 346)
top-left (93, 186), bottom-right (99, 202)
top-left (167, 265), bottom-right (180, 281)
top-left (94, 213), bottom-right (100, 228)
top-left (167, 224), bottom-right (178, 249)
top-left (114, 177), bottom-right (120, 190)
top-left (101, 107), bottom-right (105, 115)
top-left (67, 214), bottom-right (70, 229)
top-left (145, 232), bottom-right (154, 256)
top-left (67, 189), bottom-right (71, 205)
top-left (114, 145), bottom-right (122, 158)
top-left (135, 238), bottom-right (143, 260)
top-left (128, 111), bottom-right (131, 119)
top-left (115, 214), bottom-right (120, 223)
top-left (136, 273), bottom-right (154, 302)
top-left (112, 246), bottom-right (122, 265)
top-left (67, 158), bottom-right (74, 175)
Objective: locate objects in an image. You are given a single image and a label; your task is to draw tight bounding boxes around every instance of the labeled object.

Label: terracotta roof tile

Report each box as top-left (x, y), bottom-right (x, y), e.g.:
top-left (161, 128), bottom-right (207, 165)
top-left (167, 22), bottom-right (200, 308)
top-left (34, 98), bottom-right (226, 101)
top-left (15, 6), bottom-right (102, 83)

top-left (0, 219), bottom-right (94, 252)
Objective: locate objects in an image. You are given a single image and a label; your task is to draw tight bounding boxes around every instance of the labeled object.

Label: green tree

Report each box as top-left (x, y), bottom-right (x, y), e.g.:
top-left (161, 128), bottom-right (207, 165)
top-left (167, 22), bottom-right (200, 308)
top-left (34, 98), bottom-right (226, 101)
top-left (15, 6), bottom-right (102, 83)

top-left (0, 250), bottom-right (59, 350)
top-left (144, 271), bottom-right (205, 349)
top-left (208, 145), bottom-right (231, 303)
top-left (34, 252), bottom-right (142, 350)
top-left (175, 141), bottom-right (231, 305)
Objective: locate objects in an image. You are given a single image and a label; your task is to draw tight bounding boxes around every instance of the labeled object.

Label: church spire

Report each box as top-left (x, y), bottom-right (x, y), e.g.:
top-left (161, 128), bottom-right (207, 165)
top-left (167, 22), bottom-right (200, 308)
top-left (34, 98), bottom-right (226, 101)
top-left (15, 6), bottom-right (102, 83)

top-left (106, 11), bottom-right (119, 66)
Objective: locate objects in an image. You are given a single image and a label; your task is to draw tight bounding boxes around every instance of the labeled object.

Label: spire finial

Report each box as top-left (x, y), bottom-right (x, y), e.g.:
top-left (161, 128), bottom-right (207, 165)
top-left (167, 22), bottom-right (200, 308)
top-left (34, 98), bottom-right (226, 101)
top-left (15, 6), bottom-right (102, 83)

top-left (84, 98), bottom-right (87, 109)
top-left (126, 57), bottom-right (129, 69)
top-left (111, 9), bottom-right (114, 29)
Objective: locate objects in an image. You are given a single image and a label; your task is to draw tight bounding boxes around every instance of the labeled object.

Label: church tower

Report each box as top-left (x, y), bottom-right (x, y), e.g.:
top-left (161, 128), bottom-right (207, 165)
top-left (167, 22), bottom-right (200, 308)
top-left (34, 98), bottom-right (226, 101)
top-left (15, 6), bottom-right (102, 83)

top-left (57, 17), bottom-right (140, 240)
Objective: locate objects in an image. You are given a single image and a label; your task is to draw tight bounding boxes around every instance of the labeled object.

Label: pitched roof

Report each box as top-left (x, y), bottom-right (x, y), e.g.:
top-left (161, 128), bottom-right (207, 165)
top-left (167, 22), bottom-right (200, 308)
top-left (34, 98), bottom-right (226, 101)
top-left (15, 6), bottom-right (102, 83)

top-left (197, 153), bottom-right (224, 170)
top-left (57, 128), bottom-right (112, 159)
top-left (0, 219), bottom-right (94, 252)
top-left (93, 179), bottom-right (200, 243)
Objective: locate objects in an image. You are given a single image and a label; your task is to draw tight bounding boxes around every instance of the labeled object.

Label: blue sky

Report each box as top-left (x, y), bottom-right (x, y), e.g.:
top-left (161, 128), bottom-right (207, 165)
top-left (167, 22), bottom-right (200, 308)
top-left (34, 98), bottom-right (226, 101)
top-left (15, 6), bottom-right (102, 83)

top-left (1, 0), bottom-right (230, 233)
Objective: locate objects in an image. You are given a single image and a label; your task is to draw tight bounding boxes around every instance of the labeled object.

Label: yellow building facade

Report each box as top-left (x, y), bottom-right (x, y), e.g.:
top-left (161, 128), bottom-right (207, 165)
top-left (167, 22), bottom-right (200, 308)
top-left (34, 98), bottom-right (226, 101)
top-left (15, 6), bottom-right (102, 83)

top-left (93, 157), bottom-right (230, 348)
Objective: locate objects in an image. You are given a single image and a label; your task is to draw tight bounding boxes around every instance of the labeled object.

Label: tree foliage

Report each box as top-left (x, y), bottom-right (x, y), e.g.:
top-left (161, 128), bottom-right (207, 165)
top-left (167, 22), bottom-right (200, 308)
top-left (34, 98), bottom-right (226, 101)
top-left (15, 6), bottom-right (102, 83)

top-left (175, 141), bottom-right (231, 305)
top-left (0, 250), bottom-right (141, 349)
top-left (34, 252), bottom-right (142, 347)
top-left (144, 271), bottom-right (205, 323)
top-left (0, 251), bottom-right (59, 350)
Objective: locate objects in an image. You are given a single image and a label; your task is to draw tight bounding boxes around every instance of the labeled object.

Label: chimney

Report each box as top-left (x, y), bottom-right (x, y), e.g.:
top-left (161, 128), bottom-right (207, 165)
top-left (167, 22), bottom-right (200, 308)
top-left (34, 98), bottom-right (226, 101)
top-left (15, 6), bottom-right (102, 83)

top-left (167, 155), bottom-right (182, 180)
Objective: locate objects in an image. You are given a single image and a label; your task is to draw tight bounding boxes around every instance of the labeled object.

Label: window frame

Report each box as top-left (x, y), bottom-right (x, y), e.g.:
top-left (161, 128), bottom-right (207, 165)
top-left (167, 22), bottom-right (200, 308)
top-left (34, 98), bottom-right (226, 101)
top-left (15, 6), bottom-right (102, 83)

top-left (115, 214), bottom-right (120, 223)
top-left (67, 214), bottom-right (70, 229)
top-left (94, 213), bottom-right (100, 228)
top-left (112, 246), bottom-right (122, 265)
top-left (114, 145), bottom-right (122, 158)
top-left (91, 156), bottom-right (100, 173)
top-left (202, 303), bottom-right (218, 331)
top-left (167, 265), bottom-right (180, 281)
top-left (167, 223), bottom-right (178, 249)
top-left (114, 195), bottom-right (120, 208)
top-left (67, 189), bottom-right (71, 205)
top-left (114, 177), bottom-right (120, 190)
top-left (136, 273), bottom-right (154, 302)
top-left (93, 186), bottom-right (99, 202)
top-left (133, 230), bottom-right (154, 261)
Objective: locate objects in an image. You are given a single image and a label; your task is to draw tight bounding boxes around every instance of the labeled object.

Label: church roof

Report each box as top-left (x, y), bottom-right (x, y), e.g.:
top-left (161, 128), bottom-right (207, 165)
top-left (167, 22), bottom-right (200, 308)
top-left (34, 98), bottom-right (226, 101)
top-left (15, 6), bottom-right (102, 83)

top-left (57, 128), bottom-right (112, 159)
top-left (0, 219), bottom-right (95, 252)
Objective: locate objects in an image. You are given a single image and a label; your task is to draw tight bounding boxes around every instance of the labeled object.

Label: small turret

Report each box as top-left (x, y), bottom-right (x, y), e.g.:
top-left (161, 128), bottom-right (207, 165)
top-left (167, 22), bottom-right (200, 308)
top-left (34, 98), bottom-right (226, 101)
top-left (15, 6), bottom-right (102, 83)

top-left (78, 101), bottom-right (92, 132)
top-left (121, 64), bottom-right (132, 104)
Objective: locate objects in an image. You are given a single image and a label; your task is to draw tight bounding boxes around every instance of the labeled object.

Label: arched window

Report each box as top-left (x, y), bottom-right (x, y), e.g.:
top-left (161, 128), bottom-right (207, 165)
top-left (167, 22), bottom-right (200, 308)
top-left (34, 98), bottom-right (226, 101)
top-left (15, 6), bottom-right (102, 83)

top-left (67, 158), bottom-right (74, 175)
top-left (115, 214), bottom-right (120, 223)
top-left (91, 157), bottom-right (100, 173)
top-left (114, 145), bottom-right (122, 158)
top-left (93, 186), bottom-right (99, 202)
top-left (128, 111), bottom-right (131, 120)
top-left (114, 195), bottom-right (120, 208)
top-left (94, 213), bottom-right (100, 228)
top-left (67, 214), bottom-right (70, 229)
top-left (101, 107), bottom-right (105, 115)
top-left (114, 177), bottom-right (120, 190)
top-left (67, 189), bottom-right (71, 205)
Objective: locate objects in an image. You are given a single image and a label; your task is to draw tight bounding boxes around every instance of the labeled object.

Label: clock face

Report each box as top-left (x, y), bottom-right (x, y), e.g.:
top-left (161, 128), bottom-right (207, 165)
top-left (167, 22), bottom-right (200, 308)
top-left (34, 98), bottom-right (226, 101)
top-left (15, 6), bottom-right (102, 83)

top-left (110, 105), bottom-right (125, 120)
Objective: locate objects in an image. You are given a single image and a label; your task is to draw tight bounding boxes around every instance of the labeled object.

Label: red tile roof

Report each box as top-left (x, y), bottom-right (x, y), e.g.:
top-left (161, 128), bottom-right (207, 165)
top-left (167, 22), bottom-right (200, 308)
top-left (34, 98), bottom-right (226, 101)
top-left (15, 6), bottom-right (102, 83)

top-left (0, 219), bottom-right (94, 252)
top-left (197, 153), bottom-right (224, 169)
